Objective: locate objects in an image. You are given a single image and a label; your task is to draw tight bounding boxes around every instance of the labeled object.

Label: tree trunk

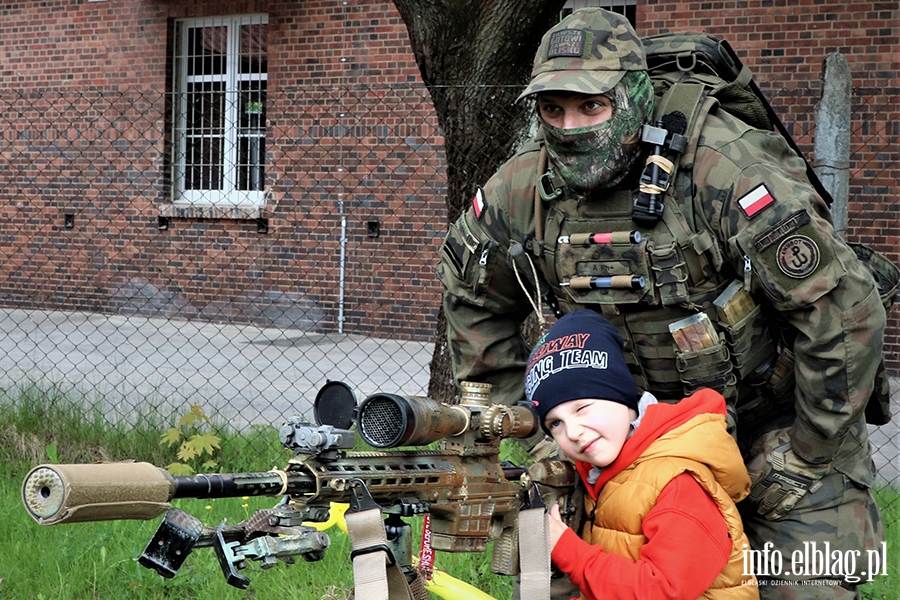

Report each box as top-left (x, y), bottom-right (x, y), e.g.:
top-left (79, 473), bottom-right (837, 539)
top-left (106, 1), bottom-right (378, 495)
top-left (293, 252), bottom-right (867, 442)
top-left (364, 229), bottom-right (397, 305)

top-left (392, 0), bottom-right (565, 403)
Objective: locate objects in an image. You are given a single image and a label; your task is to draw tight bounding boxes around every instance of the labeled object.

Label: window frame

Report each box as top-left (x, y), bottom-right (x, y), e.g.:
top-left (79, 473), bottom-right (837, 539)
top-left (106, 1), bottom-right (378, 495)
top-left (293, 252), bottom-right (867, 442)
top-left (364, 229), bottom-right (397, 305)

top-left (561, 0), bottom-right (637, 26)
top-left (170, 14), bottom-right (268, 215)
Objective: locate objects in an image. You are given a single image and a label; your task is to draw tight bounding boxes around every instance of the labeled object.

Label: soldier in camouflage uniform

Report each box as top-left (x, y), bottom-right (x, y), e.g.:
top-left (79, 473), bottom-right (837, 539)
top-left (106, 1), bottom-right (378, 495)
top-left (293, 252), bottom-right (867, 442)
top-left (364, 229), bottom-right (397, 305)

top-left (437, 8), bottom-right (887, 599)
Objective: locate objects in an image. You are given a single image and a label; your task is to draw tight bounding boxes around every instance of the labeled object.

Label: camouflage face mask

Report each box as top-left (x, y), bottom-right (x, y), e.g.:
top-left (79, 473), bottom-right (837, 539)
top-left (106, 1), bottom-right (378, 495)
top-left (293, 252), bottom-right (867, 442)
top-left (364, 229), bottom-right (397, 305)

top-left (542, 71), bottom-right (655, 192)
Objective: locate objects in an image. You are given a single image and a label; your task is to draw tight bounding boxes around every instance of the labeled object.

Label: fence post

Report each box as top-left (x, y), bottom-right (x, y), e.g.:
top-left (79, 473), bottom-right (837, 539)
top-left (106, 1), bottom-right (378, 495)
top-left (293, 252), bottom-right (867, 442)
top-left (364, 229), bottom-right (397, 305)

top-left (813, 53), bottom-right (851, 238)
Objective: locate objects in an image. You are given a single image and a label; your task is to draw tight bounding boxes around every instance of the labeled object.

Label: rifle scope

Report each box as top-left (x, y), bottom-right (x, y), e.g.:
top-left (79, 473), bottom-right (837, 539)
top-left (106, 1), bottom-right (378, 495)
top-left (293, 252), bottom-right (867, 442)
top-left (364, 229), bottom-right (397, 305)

top-left (356, 393), bottom-right (537, 448)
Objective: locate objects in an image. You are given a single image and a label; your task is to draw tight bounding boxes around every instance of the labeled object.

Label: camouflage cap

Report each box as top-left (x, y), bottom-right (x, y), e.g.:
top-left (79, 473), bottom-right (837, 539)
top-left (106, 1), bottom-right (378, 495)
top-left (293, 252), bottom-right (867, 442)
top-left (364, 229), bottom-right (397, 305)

top-left (518, 8), bottom-right (647, 101)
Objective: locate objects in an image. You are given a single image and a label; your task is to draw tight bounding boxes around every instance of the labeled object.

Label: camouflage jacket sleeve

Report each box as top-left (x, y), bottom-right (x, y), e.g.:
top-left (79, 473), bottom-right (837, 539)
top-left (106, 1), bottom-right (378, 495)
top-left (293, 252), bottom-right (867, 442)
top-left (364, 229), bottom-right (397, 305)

top-left (694, 112), bottom-right (886, 464)
top-left (436, 148), bottom-right (543, 406)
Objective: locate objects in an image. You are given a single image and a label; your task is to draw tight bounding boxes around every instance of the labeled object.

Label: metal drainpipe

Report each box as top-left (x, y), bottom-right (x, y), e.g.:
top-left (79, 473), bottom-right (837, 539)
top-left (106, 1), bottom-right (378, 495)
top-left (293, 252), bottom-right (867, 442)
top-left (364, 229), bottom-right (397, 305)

top-left (336, 4), bottom-right (353, 334)
top-left (338, 191), bottom-right (346, 334)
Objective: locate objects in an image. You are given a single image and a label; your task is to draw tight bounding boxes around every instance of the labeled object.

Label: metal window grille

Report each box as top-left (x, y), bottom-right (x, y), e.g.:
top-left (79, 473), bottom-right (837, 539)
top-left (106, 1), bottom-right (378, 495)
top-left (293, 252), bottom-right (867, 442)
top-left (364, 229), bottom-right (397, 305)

top-left (172, 14), bottom-right (268, 209)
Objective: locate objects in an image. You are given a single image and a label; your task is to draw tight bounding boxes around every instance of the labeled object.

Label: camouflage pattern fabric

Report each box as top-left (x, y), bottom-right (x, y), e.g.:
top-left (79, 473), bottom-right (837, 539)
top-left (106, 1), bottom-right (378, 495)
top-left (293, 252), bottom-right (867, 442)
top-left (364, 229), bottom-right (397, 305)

top-left (437, 72), bottom-right (885, 600)
top-left (518, 7), bottom-right (647, 100)
top-left (541, 71), bottom-right (655, 191)
top-left (740, 417), bottom-right (881, 599)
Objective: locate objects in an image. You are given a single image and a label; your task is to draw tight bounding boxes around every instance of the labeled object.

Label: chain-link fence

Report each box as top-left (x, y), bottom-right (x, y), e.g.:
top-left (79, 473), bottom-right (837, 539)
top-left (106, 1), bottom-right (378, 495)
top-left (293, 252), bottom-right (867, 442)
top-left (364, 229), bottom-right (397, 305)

top-left (1, 84), bottom-right (898, 518)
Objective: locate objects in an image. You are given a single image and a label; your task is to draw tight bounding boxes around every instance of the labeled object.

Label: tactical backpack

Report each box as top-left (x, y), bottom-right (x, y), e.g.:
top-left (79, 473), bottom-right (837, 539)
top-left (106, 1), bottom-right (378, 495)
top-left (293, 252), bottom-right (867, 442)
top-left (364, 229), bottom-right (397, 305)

top-left (642, 33), bottom-right (833, 205)
top-left (637, 32), bottom-right (899, 424)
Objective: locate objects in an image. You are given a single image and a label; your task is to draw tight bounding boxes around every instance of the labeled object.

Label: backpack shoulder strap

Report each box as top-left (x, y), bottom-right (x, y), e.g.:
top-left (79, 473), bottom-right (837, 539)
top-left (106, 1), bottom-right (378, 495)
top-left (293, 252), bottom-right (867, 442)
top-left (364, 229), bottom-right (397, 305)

top-left (656, 80), bottom-right (707, 131)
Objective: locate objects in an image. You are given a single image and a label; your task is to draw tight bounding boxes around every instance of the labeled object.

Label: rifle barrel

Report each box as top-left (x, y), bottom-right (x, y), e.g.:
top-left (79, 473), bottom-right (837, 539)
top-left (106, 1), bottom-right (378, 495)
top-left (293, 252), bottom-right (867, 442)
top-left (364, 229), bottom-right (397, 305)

top-left (24, 459), bottom-right (528, 526)
top-left (171, 471), bottom-right (317, 499)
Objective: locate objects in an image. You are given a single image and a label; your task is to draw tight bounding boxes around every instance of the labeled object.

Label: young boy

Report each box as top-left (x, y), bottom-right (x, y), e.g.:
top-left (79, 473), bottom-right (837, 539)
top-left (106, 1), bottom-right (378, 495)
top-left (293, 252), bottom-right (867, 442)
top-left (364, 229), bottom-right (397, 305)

top-left (525, 310), bottom-right (758, 599)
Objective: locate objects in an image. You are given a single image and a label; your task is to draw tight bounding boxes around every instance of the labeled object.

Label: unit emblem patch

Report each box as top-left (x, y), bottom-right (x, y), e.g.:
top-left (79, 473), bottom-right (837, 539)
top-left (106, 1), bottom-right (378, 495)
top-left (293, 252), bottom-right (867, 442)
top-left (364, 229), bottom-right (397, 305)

top-left (777, 235), bottom-right (820, 278)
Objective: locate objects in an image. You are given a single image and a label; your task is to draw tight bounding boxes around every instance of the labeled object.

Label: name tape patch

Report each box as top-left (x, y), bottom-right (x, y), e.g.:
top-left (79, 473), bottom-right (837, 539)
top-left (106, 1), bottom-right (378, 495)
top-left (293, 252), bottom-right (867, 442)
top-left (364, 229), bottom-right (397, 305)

top-left (754, 210), bottom-right (811, 253)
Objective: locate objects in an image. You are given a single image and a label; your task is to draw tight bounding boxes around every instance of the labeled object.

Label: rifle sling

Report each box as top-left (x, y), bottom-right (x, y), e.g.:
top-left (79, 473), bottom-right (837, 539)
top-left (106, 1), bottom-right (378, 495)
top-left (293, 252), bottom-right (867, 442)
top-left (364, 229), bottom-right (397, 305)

top-left (518, 506), bottom-right (552, 600)
top-left (345, 507), bottom-right (415, 600)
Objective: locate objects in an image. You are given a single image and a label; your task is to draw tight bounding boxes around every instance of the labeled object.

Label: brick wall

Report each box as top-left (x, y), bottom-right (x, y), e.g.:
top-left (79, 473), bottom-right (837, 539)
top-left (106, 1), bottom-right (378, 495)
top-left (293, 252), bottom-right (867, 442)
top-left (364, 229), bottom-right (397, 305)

top-left (0, 0), bottom-right (896, 367)
top-left (0, 0), bottom-right (447, 339)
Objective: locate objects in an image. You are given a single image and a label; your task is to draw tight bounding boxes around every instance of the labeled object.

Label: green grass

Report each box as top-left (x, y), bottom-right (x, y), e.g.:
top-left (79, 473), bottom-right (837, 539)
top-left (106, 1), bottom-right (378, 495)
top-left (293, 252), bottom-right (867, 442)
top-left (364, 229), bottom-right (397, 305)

top-left (861, 486), bottom-right (900, 600)
top-left (1, 385), bottom-right (897, 599)
top-left (0, 385), bottom-right (514, 599)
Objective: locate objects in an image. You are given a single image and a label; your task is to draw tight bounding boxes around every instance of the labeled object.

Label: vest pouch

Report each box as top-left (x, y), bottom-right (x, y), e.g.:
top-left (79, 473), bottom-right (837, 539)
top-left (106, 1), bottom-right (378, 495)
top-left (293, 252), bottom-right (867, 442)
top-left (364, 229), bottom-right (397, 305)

top-left (763, 347), bottom-right (796, 408)
top-left (720, 304), bottom-right (776, 380)
top-left (553, 236), bottom-right (656, 306)
top-left (866, 360), bottom-right (892, 426)
top-left (731, 348), bottom-right (796, 443)
top-left (849, 242), bottom-right (900, 311)
top-left (675, 341), bottom-right (736, 400)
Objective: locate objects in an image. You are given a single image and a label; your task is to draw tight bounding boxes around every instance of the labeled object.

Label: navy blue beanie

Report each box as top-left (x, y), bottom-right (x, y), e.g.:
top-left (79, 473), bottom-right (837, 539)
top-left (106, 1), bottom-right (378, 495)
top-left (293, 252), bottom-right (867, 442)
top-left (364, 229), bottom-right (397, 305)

top-left (525, 310), bottom-right (638, 431)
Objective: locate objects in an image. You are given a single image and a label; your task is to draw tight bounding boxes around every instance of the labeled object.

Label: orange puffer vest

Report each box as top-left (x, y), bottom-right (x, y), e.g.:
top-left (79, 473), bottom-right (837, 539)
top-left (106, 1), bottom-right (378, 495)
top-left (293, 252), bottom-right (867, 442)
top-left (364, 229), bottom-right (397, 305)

top-left (583, 413), bottom-right (758, 599)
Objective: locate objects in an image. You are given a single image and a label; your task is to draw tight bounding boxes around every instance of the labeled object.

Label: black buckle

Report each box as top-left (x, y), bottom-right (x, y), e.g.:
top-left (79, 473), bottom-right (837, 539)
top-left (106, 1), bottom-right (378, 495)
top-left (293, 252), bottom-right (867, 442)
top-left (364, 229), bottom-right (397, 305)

top-left (523, 482), bottom-right (547, 511)
top-left (348, 479), bottom-right (381, 513)
top-left (350, 543), bottom-right (396, 567)
top-left (633, 192), bottom-right (664, 227)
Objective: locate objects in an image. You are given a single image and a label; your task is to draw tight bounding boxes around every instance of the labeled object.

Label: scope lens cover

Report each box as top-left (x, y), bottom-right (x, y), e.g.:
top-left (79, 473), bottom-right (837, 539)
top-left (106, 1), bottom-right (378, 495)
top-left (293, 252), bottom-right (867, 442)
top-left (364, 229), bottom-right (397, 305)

top-left (313, 381), bottom-right (357, 430)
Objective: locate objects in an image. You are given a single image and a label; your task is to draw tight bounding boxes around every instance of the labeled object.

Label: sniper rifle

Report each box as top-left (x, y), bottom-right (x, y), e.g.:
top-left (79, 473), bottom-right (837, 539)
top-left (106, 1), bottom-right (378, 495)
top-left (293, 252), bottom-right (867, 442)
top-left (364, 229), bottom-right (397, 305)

top-left (22, 381), bottom-right (577, 598)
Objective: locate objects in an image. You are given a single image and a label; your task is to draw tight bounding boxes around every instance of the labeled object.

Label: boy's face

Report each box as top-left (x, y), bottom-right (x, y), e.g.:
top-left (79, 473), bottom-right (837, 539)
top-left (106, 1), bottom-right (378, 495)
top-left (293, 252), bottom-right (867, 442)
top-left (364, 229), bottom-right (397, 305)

top-left (544, 398), bottom-right (633, 468)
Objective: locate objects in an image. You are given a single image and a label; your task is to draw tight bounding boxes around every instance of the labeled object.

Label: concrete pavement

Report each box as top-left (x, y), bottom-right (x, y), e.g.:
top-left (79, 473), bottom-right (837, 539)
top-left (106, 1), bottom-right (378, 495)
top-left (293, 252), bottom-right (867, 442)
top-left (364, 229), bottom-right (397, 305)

top-left (0, 307), bottom-right (433, 429)
top-left (0, 306), bottom-right (897, 486)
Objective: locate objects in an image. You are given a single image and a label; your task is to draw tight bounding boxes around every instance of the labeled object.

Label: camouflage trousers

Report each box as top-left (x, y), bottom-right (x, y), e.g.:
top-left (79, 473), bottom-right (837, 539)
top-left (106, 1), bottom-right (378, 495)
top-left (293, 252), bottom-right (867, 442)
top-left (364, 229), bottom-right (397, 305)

top-left (738, 461), bottom-right (883, 600)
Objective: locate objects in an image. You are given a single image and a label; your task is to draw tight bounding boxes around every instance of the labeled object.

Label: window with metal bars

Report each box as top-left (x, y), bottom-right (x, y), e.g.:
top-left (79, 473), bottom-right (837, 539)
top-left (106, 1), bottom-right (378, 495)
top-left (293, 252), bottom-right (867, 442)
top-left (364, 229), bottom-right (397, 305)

top-left (561, 0), bottom-right (636, 27)
top-left (171, 14), bottom-right (268, 211)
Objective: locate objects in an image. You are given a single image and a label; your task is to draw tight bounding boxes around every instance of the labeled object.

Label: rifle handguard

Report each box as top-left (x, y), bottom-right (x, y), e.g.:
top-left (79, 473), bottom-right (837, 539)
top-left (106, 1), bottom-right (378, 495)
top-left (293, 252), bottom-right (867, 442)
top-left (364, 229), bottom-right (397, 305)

top-left (22, 462), bottom-right (175, 525)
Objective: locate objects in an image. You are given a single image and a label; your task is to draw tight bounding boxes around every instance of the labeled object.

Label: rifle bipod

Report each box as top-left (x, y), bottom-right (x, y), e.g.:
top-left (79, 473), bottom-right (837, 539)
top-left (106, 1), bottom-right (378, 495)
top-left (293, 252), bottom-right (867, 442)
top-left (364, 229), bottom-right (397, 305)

top-left (139, 503), bottom-right (332, 589)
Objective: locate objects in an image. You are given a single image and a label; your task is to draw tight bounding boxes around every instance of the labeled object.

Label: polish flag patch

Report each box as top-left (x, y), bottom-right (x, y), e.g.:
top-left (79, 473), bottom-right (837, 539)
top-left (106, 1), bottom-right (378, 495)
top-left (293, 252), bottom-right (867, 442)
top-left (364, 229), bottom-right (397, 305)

top-left (738, 184), bottom-right (776, 219)
top-left (472, 187), bottom-right (486, 219)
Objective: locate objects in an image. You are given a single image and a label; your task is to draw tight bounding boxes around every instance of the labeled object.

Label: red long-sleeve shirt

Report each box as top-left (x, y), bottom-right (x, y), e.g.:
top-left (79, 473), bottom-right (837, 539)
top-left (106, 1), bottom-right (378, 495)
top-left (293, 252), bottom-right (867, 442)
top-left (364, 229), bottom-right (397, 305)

top-left (552, 471), bottom-right (731, 600)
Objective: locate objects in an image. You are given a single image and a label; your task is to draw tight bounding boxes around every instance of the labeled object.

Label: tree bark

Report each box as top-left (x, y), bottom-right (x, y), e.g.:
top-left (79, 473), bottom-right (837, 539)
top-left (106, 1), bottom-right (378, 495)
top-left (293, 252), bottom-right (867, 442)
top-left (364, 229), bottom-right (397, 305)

top-left (391, 0), bottom-right (565, 403)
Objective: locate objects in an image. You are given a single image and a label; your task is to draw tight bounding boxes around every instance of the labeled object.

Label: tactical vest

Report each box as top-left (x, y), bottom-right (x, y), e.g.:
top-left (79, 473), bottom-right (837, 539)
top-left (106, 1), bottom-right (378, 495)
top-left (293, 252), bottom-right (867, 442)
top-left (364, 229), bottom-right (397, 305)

top-left (530, 85), bottom-right (791, 443)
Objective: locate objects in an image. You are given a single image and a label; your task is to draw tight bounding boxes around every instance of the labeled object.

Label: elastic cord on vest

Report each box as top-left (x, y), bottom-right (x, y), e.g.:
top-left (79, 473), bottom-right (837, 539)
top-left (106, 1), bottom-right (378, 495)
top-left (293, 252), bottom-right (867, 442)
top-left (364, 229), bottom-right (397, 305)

top-left (510, 245), bottom-right (546, 335)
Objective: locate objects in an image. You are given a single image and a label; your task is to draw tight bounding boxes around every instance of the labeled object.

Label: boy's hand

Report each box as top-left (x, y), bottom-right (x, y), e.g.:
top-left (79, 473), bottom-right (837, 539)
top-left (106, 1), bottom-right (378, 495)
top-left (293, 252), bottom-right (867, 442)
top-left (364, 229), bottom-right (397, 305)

top-left (548, 503), bottom-right (570, 549)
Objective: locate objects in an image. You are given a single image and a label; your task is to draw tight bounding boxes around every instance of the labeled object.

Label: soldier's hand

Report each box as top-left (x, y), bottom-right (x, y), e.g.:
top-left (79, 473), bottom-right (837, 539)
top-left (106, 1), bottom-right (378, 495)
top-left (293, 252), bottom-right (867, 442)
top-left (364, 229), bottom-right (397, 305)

top-left (747, 427), bottom-right (829, 521)
top-left (529, 436), bottom-right (562, 463)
